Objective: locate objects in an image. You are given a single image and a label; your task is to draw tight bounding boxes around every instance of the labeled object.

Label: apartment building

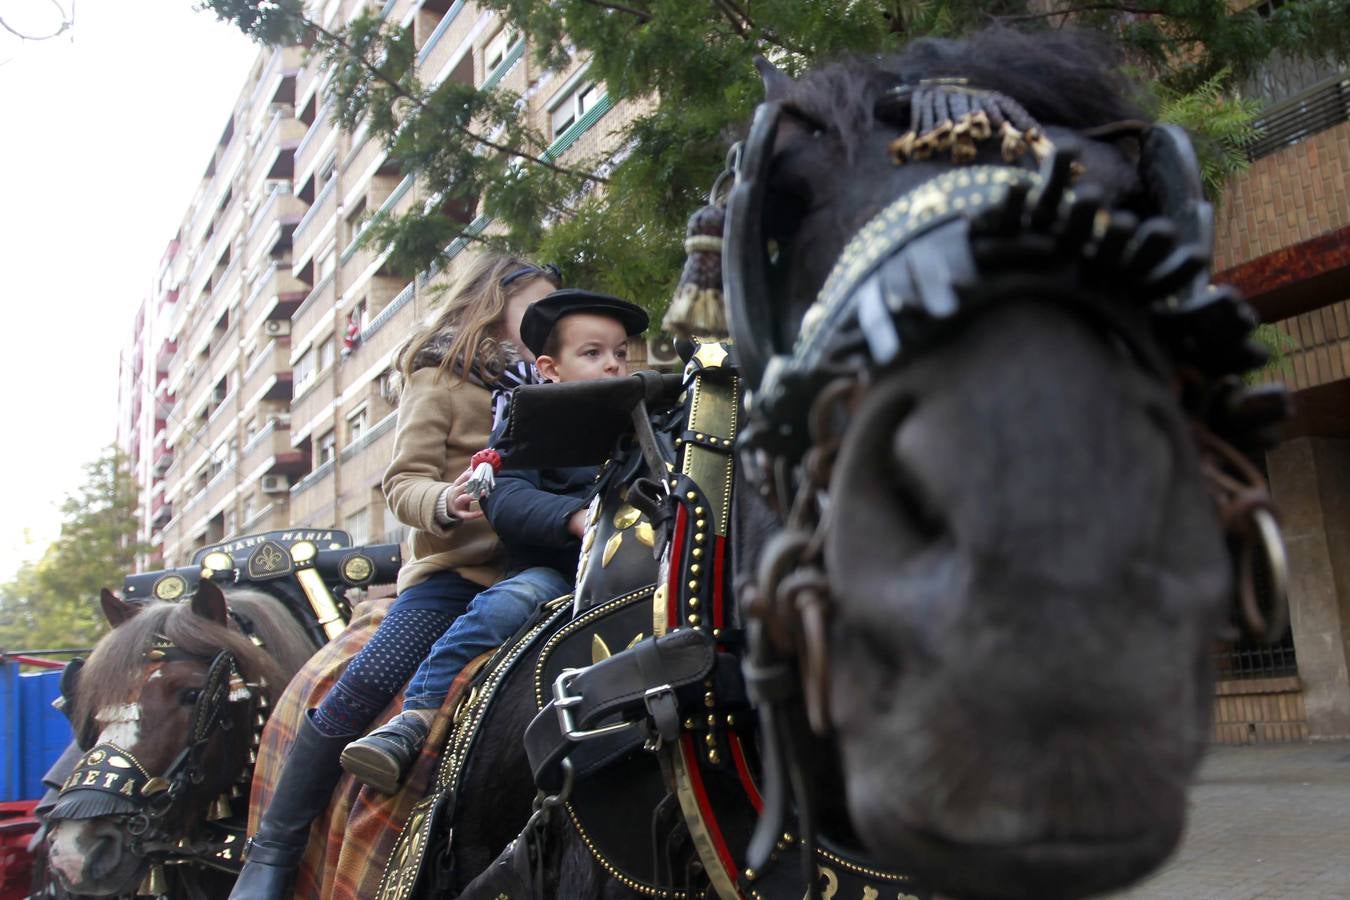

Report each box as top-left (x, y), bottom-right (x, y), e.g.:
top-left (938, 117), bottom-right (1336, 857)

top-left (1207, 54), bottom-right (1350, 743)
top-left (117, 0), bottom-right (661, 569)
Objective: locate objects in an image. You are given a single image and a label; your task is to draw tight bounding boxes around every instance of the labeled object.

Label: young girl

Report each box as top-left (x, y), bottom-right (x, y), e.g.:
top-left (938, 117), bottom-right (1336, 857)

top-left (231, 253), bottom-right (561, 900)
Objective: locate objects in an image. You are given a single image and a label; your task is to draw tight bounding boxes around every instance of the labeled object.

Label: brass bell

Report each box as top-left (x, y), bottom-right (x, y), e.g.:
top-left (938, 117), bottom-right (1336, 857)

top-left (208, 794), bottom-right (232, 821)
top-left (137, 863), bottom-right (168, 897)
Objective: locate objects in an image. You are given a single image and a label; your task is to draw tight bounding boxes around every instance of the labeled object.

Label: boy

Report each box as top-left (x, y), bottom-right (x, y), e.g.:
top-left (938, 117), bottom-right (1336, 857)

top-left (340, 289), bottom-right (649, 793)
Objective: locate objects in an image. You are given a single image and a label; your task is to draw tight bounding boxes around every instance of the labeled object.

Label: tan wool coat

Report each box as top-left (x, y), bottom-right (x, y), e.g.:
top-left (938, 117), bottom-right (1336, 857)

top-left (383, 367), bottom-right (504, 593)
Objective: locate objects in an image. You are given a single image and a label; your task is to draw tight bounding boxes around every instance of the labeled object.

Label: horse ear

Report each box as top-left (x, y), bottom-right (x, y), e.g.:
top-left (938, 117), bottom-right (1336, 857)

top-left (100, 588), bottom-right (137, 628)
top-left (754, 56), bottom-right (792, 102)
top-left (191, 579), bottom-right (230, 626)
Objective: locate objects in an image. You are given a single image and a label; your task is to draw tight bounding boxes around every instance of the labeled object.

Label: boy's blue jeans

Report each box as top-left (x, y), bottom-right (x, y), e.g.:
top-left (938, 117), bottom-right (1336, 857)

top-left (402, 566), bottom-right (572, 710)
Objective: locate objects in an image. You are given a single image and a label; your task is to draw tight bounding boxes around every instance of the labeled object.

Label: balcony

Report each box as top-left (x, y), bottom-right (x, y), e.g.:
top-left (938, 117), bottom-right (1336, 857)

top-left (241, 416), bottom-right (294, 477)
top-left (152, 439), bottom-right (174, 477)
top-left (242, 340), bottom-right (292, 407)
top-left (295, 101), bottom-right (336, 188)
top-left (151, 498), bottom-right (173, 530)
top-left (417, 0), bottom-right (469, 76)
top-left (245, 183), bottom-right (307, 270)
top-left (245, 263), bottom-right (308, 332)
top-left (155, 385), bottom-right (175, 419)
top-left (1245, 73), bottom-right (1350, 161)
top-left (156, 338), bottom-right (178, 373)
top-left (349, 279), bottom-right (416, 368)
top-left (293, 176), bottom-right (337, 269)
top-left (291, 367), bottom-right (336, 444)
top-left (247, 111), bottom-right (306, 198)
top-left (292, 271), bottom-right (337, 348)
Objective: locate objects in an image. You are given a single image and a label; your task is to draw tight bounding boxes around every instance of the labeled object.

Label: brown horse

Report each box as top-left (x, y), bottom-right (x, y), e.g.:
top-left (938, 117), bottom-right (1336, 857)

top-left (44, 581), bottom-right (316, 897)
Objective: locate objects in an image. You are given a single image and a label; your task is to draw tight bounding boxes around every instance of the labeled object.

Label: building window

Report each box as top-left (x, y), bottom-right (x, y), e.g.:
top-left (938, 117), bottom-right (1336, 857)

top-left (344, 507), bottom-right (370, 545)
top-left (317, 246), bottom-right (336, 283)
top-left (319, 335), bottom-right (337, 371)
top-left (348, 407), bottom-right (368, 445)
top-left (294, 347), bottom-right (316, 389)
top-left (317, 429), bottom-right (336, 467)
top-left (242, 494), bottom-right (256, 525)
top-left (550, 80), bottom-right (605, 139)
top-left (484, 26), bottom-right (519, 76)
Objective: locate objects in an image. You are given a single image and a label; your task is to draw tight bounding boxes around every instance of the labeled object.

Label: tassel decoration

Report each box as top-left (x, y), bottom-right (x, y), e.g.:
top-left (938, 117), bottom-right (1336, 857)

top-left (662, 202), bottom-right (729, 340)
top-left (883, 80), bottom-right (1068, 172)
top-left (464, 449), bottom-right (502, 500)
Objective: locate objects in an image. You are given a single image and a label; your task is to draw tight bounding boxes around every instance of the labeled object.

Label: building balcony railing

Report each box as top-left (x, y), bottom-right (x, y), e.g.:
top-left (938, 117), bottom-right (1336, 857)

top-left (291, 367), bottom-right (335, 440)
top-left (292, 270), bottom-right (336, 341)
top-left (1247, 73), bottom-right (1350, 161)
top-left (339, 410), bottom-right (397, 463)
top-left (293, 177), bottom-right (338, 265)
top-left (481, 39), bottom-right (524, 92)
top-left (151, 502), bottom-right (173, 529)
top-left (156, 339), bottom-right (178, 372)
top-left (247, 266), bottom-right (308, 333)
top-left (291, 458), bottom-right (334, 497)
top-left (240, 501), bottom-right (278, 534)
top-left (295, 100), bottom-right (335, 184)
top-left (340, 174), bottom-right (413, 266)
top-left (152, 441), bottom-right (174, 477)
top-left (242, 340), bottom-right (291, 406)
top-left (417, 0), bottom-right (466, 66)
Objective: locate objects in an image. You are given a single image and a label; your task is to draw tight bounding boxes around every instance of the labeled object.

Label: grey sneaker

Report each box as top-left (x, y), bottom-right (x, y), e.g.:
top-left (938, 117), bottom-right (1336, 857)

top-left (339, 711), bottom-right (430, 794)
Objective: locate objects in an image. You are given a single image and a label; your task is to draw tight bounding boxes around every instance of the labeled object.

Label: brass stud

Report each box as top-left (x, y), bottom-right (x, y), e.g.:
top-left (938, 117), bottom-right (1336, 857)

top-left (690, 563), bottom-right (701, 575)
top-left (683, 718), bottom-right (696, 730)
top-left (696, 519), bottom-right (706, 530)
top-left (706, 714), bottom-right (717, 728)
top-left (688, 580), bottom-right (699, 592)
top-left (689, 597), bottom-right (699, 609)
top-left (704, 692), bottom-right (715, 708)
top-left (711, 628), bottom-right (721, 638)
top-left (704, 733), bottom-right (716, 747)
top-left (708, 749), bottom-right (720, 764)
top-left (688, 613), bottom-right (700, 626)
top-left (692, 547), bottom-right (703, 559)
top-left (726, 714), bottom-right (735, 727)
top-left (696, 433), bottom-right (704, 441)
top-left (694, 506), bottom-right (704, 516)
top-left (694, 533), bottom-right (705, 543)
top-left (744, 868), bottom-right (757, 881)
top-left (685, 491), bottom-right (697, 501)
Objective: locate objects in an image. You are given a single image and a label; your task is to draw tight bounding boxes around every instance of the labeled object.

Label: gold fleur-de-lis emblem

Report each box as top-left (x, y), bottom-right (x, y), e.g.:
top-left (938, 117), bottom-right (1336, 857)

top-left (254, 544), bottom-right (284, 572)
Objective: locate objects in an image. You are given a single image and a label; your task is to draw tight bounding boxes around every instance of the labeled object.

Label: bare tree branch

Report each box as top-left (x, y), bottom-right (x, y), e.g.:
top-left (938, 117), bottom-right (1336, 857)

top-left (0, 0), bottom-right (74, 41)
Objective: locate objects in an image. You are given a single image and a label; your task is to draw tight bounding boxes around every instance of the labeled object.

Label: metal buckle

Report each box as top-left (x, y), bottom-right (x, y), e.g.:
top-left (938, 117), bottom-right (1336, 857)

top-left (552, 668), bottom-right (638, 741)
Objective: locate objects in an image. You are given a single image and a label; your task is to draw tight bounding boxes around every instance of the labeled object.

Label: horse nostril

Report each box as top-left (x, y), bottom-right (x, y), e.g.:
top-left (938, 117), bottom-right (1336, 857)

top-left (85, 832), bottom-right (125, 881)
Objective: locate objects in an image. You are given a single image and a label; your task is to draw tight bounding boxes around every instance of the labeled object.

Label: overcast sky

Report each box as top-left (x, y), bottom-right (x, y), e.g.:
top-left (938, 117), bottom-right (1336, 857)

top-left (0, 1), bottom-right (259, 581)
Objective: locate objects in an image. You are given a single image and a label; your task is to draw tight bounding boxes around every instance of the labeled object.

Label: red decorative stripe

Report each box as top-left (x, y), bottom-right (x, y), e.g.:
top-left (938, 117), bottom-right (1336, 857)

top-left (667, 506), bottom-right (689, 631)
top-left (712, 535), bottom-right (728, 632)
top-left (680, 734), bottom-right (742, 889)
top-left (728, 733), bottom-right (763, 814)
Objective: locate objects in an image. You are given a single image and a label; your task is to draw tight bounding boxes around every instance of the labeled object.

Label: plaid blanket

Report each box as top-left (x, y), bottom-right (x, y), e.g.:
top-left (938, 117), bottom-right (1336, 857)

top-left (248, 595), bottom-right (487, 900)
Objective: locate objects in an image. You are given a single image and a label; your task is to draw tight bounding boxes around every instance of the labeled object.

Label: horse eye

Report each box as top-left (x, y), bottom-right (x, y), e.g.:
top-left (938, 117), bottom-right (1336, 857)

top-left (181, 689), bottom-right (201, 705)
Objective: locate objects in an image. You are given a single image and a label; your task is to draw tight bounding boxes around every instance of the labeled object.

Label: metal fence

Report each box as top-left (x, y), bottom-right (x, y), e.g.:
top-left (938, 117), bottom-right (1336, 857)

top-left (1246, 72), bottom-right (1350, 161)
top-left (1214, 630), bottom-right (1299, 680)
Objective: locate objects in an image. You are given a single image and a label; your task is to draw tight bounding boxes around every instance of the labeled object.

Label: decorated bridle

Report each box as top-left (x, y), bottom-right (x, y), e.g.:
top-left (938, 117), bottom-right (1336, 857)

top-left (665, 79), bottom-right (1292, 896)
top-left (51, 612), bottom-right (271, 894)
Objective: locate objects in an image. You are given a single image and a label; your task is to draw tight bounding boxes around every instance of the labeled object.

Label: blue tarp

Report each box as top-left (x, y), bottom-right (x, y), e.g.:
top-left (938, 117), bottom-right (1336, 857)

top-left (0, 662), bottom-right (73, 802)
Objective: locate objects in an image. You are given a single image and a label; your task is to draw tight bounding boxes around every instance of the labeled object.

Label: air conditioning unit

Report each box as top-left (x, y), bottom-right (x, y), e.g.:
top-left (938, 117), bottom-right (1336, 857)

top-left (646, 334), bottom-right (682, 369)
top-left (260, 474), bottom-right (288, 494)
top-left (263, 319), bottom-right (291, 337)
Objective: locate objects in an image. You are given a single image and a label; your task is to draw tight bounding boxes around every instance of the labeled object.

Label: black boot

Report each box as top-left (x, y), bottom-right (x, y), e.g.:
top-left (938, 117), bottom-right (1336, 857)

top-left (339, 711), bottom-right (430, 795)
top-left (229, 713), bottom-right (350, 900)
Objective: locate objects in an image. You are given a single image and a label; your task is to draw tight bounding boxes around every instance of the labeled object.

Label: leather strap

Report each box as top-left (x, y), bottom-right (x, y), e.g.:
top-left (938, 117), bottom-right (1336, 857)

top-left (524, 630), bottom-right (749, 793)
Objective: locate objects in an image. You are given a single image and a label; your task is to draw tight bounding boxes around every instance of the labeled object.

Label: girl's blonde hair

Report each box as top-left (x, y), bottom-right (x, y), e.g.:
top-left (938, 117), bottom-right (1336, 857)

top-left (395, 252), bottom-right (561, 384)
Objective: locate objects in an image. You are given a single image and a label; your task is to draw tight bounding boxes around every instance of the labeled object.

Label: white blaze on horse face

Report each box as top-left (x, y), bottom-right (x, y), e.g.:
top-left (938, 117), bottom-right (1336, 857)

top-left (95, 702), bottom-right (142, 749)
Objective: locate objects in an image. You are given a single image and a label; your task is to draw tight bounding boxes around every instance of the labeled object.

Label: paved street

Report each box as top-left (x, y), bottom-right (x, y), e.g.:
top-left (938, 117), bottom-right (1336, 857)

top-left (1107, 741), bottom-right (1350, 899)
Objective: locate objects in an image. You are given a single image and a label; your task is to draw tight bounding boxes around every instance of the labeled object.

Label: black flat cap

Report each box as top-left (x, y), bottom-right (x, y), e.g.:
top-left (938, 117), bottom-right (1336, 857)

top-left (520, 288), bottom-right (650, 357)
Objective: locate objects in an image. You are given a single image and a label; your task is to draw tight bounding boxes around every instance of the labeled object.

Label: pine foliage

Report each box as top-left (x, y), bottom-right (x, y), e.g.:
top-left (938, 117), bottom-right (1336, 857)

top-left (203, 1), bottom-right (1349, 312)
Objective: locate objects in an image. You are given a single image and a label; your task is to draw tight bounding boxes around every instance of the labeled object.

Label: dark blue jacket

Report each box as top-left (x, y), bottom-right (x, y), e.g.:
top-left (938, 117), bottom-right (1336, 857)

top-left (481, 453), bottom-right (598, 579)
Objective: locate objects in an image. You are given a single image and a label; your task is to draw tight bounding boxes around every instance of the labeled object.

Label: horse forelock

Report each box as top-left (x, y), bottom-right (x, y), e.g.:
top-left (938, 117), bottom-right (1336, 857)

top-left (778, 27), bottom-right (1146, 153)
top-left (73, 589), bottom-right (314, 733)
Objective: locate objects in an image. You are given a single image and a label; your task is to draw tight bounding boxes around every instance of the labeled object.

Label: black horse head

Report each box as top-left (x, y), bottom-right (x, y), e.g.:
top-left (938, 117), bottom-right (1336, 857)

top-left (722, 28), bottom-right (1282, 900)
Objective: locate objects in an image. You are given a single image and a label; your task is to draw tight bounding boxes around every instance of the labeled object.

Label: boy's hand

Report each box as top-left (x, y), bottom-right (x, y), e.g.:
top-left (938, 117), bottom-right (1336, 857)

top-left (449, 469), bottom-right (485, 521)
top-left (567, 508), bottom-right (587, 538)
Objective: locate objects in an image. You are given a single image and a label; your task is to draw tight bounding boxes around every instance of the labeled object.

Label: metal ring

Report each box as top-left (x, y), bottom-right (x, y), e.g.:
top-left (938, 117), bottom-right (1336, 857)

top-left (1244, 507), bottom-right (1289, 642)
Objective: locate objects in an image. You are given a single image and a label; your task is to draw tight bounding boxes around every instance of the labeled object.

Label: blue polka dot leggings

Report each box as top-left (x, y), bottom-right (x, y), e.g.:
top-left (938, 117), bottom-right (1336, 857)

top-left (311, 570), bottom-right (478, 737)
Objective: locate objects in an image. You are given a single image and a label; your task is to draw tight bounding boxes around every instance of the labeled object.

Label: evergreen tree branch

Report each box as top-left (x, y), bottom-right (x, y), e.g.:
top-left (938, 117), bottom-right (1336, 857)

top-left (299, 10), bottom-right (609, 184)
top-left (577, 0), bottom-right (652, 23)
top-left (990, 4), bottom-right (1167, 23)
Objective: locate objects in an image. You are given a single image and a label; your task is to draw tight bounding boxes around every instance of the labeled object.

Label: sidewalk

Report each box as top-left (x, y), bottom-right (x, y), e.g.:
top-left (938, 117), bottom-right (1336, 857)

top-left (1107, 741), bottom-right (1350, 899)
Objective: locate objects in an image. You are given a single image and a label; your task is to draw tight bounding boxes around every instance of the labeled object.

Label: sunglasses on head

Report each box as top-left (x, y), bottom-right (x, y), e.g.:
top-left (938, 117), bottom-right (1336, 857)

top-left (500, 263), bottom-right (562, 288)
